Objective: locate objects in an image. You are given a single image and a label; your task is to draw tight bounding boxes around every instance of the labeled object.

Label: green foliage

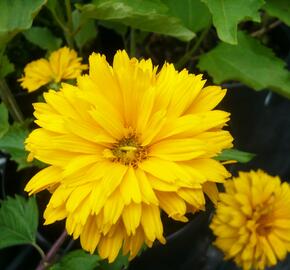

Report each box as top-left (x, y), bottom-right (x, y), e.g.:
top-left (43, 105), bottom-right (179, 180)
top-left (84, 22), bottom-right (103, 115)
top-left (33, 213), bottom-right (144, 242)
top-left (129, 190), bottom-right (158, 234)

top-left (0, 103), bottom-right (9, 138)
top-left (0, 121), bottom-right (32, 170)
top-left (76, 0), bottom-right (195, 41)
top-left (163, 0), bottom-right (211, 33)
top-left (264, 0), bottom-right (290, 26)
top-left (0, 0), bottom-right (46, 49)
top-left (0, 55), bottom-right (14, 78)
top-left (72, 10), bottom-right (98, 50)
top-left (99, 21), bottom-right (128, 37)
top-left (202, 0), bottom-right (264, 44)
top-left (23, 27), bottom-right (62, 51)
top-left (198, 32), bottom-right (290, 98)
top-left (216, 149), bottom-right (255, 163)
top-left (50, 250), bottom-right (101, 270)
top-left (0, 104), bottom-right (34, 170)
top-left (99, 253), bottom-right (129, 270)
top-left (0, 196), bottom-right (38, 249)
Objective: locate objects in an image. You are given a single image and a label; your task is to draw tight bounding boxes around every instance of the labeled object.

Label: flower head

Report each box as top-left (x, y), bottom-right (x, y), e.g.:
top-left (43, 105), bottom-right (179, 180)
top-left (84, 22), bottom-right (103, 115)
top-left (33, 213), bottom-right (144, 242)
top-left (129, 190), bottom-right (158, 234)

top-left (19, 47), bottom-right (87, 92)
top-left (210, 170), bottom-right (290, 270)
top-left (25, 50), bottom-right (232, 261)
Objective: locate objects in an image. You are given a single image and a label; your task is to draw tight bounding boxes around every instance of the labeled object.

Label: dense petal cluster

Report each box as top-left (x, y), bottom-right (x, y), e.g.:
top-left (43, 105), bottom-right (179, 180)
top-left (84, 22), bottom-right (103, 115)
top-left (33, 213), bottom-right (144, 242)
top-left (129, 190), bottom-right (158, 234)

top-left (25, 50), bottom-right (232, 261)
top-left (19, 47), bottom-right (87, 92)
top-left (211, 170), bottom-right (290, 270)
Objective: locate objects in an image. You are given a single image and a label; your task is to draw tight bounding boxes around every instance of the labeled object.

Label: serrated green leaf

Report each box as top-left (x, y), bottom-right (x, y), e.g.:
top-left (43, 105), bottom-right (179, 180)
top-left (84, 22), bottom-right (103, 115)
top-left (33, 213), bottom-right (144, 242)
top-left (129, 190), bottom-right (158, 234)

top-left (201, 0), bottom-right (264, 44)
top-left (264, 0), bottom-right (290, 26)
top-left (77, 0), bottom-right (195, 41)
top-left (0, 196), bottom-right (38, 249)
top-left (0, 103), bottom-right (9, 138)
top-left (215, 149), bottom-right (255, 163)
top-left (0, 54), bottom-right (15, 78)
top-left (163, 0), bottom-right (211, 33)
top-left (198, 32), bottom-right (290, 98)
top-left (0, 0), bottom-right (46, 49)
top-left (49, 250), bottom-right (101, 270)
top-left (72, 10), bottom-right (97, 50)
top-left (0, 121), bottom-right (31, 170)
top-left (23, 26), bottom-right (62, 51)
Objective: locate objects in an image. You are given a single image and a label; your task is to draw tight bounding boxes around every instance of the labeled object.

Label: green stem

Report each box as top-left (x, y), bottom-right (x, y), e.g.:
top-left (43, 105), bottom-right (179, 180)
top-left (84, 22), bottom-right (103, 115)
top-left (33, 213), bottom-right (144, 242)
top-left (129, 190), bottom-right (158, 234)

top-left (130, 28), bottom-right (136, 57)
top-left (64, 0), bottom-right (75, 48)
top-left (0, 78), bottom-right (24, 123)
top-left (46, 6), bottom-right (68, 32)
top-left (176, 26), bottom-right (210, 70)
top-left (32, 243), bottom-right (45, 259)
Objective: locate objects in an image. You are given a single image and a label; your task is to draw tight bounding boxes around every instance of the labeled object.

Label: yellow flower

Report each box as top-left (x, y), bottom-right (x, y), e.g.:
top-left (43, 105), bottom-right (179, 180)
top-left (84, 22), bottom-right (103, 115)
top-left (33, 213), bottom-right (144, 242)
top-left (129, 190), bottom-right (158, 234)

top-left (19, 47), bottom-right (87, 92)
top-left (25, 50), bottom-right (232, 262)
top-left (210, 170), bottom-right (290, 270)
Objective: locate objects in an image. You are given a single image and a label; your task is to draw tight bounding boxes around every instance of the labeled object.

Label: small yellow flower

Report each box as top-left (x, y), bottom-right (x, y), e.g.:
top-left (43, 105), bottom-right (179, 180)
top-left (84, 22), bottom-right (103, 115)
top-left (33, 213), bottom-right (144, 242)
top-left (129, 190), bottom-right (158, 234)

top-left (210, 170), bottom-right (290, 270)
top-left (25, 50), bottom-right (232, 262)
top-left (19, 47), bottom-right (87, 92)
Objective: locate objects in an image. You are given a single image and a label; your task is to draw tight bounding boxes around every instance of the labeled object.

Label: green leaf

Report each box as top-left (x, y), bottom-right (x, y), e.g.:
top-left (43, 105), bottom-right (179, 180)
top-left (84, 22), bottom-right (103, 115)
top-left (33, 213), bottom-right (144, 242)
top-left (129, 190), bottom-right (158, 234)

top-left (0, 121), bottom-right (31, 170)
top-left (23, 26), bottom-right (62, 51)
top-left (99, 21), bottom-right (128, 36)
top-left (77, 0), bottom-right (195, 41)
top-left (198, 32), bottom-right (290, 98)
top-left (263, 0), bottom-right (290, 26)
top-left (50, 250), bottom-right (101, 270)
top-left (215, 149), bottom-right (255, 163)
top-left (0, 0), bottom-right (46, 49)
top-left (72, 10), bottom-right (98, 50)
top-left (0, 103), bottom-right (9, 138)
top-left (0, 196), bottom-right (38, 249)
top-left (201, 0), bottom-right (264, 44)
top-left (0, 54), bottom-right (15, 78)
top-left (99, 253), bottom-right (129, 270)
top-left (162, 0), bottom-right (211, 33)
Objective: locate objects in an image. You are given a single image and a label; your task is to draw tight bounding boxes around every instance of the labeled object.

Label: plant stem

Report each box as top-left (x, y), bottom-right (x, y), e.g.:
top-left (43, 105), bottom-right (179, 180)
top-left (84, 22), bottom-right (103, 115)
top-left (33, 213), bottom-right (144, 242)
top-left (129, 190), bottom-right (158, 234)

top-left (176, 26), bottom-right (210, 70)
top-left (36, 230), bottom-right (68, 270)
top-left (130, 28), bottom-right (136, 57)
top-left (46, 5), bottom-right (68, 33)
top-left (64, 0), bottom-right (75, 48)
top-left (32, 243), bottom-right (46, 259)
top-left (251, 20), bottom-right (281, 37)
top-left (0, 78), bottom-right (24, 123)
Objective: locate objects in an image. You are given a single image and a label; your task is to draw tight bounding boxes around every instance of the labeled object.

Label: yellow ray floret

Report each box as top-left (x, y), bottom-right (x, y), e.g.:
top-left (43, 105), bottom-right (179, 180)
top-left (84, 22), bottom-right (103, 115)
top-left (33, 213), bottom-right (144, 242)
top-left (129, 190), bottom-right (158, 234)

top-left (19, 47), bottom-right (87, 92)
top-left (25, 50), bottom-right (233, 262)
top-left (211, 170), bottom-right (290, 270)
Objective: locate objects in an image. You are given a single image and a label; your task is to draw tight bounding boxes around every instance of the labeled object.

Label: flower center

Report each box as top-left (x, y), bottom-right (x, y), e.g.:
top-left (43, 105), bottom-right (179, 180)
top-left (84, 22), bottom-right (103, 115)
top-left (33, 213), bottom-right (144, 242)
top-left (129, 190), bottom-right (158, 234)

top-left (252, 196), bottom-right (275, 236)
top-left (103, 135), bottom-right (147, 167)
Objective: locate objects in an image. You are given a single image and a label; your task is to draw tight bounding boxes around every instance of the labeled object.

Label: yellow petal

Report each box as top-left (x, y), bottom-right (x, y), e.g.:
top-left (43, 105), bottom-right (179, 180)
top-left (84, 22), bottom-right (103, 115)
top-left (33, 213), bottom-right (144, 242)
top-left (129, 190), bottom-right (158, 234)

top-left (120, 167), bottom-right (141, 204)
top-left (135, 169), bottom-right (158, 205)
top-left (80, 216), bottom-right (101, 254)
top-left (122, 203), bottom-right (142, 235)
top-left (98, 225), bottom-right (124, 262)
top-left (149, 138), bottom-right (205, 161)
top-left (156, 191), bottom-right (187, 222)
top-left (25, 166), bottom-right (62, 195)
top-left (141, 204), bottom-right (165, 244)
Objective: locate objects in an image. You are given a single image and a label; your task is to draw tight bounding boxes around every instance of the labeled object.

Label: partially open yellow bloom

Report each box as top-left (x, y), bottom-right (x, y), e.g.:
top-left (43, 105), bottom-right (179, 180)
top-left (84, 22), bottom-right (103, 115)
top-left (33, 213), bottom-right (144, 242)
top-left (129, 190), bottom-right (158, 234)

top-left (25, 50), bottom-right (232, 262)
top-left (19, 47), bottom-right (87, 92)
top-left (211, 170), bottom-right (290, 270)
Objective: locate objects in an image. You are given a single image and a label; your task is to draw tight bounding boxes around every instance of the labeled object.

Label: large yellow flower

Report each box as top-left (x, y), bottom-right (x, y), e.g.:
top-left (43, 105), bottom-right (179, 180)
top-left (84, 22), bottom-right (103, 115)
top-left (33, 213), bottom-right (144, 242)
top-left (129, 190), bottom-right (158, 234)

top-left (25, 50), bottom-right (232, 262)
top-left (19, 47), bottom-right (87, 92)
top-left (210, 170), bottom-right (290, 270)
